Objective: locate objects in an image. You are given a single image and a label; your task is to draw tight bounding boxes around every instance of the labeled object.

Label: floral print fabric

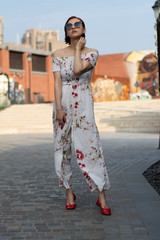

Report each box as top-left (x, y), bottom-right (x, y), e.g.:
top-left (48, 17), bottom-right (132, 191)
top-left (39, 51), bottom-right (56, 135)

top-left (52, 51), bottom-right (110, 192)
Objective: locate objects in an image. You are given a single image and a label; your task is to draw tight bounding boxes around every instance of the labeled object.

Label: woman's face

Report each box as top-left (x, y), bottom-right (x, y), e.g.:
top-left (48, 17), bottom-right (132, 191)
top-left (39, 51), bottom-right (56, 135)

top-left (66, 18), bottom-right (86, 39)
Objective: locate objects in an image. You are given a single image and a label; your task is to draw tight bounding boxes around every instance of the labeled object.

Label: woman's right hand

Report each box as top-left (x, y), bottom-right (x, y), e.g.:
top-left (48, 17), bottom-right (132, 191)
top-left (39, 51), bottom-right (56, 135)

top-left (56, 109), bottom-right (66, 125)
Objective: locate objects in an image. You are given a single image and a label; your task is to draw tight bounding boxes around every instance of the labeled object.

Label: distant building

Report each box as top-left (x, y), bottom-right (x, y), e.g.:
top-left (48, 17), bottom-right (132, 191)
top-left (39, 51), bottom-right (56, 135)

top-left (21, 29), bottom-right (67, 51)
top-left (0, 17), bottom-right (3, 44)
top-left (4, 42), bottom-right (31, 49)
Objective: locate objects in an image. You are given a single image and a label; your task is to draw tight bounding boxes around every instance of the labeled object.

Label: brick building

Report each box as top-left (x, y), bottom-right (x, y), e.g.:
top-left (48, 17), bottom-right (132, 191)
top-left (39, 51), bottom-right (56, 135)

top-left (0, 44), bottom-right (54, 104)
top-left (91, 51), bottom-right (158, 101)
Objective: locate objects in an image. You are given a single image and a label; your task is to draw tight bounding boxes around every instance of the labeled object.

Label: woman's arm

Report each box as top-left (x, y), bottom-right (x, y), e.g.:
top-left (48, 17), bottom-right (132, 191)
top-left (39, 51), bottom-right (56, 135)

top-left (73, 37), bottom-right (98, 75)
top-left (53, 70), bottom-right (62, 111)
top-left (74, 48), bottom-right (94, 75)
top-left (53, 51), bottom-right (66, 125)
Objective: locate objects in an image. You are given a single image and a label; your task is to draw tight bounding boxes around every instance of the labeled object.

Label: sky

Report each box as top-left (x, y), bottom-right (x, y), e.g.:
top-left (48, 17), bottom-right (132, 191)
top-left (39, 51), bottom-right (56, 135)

top-left (0, 0), bottom-right (157, 55)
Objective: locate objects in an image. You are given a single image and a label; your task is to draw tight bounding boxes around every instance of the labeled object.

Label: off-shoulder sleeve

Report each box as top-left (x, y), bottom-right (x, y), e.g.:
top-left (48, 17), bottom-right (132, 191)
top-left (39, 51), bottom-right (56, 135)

top-left (83, 51), bottom-right (99, 68)
top-left (52, 57), bottom-right (61, 72)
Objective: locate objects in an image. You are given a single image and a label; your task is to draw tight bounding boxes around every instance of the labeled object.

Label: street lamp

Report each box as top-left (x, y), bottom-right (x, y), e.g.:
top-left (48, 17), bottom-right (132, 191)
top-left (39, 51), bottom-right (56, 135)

top-left (27, 54), bottom-right (32, 103)
top-left (152, 0), bottom-right (160, 19)
top-left (152, 0), bottom-right (160, 94)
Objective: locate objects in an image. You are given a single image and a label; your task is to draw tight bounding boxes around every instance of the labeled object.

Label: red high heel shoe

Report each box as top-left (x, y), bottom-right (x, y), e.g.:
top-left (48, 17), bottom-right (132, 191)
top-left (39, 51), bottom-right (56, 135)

top-left (66, 193), bottom-right (76, 210)
top-left (96, 198), bottom-right (111, 215)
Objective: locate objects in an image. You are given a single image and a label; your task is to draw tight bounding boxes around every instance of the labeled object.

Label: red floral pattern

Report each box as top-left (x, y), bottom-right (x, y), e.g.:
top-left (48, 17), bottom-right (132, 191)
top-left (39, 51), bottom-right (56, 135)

top-left (76, 149), bottom-right (84, 160)
top-left (72, 85), bottom-right (77, 89)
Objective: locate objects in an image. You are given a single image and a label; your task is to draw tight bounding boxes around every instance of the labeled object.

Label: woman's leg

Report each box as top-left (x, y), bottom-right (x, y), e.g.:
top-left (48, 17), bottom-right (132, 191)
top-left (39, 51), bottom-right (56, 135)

top-left (53, 110), bottom-right (73, 190)
top-left (97, 189), bottom-right (110, 209)
top-left (73, 121), bottom-right (110, 193)
top-left (66, 188), bottom-right (75, 205)
top-left (72, 84), bottom-right (110, 193)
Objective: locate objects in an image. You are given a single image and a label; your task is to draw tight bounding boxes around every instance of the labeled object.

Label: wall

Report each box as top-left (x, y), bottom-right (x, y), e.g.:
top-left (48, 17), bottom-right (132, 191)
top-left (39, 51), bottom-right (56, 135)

top-left (93, 50), bottom-right (159, 101)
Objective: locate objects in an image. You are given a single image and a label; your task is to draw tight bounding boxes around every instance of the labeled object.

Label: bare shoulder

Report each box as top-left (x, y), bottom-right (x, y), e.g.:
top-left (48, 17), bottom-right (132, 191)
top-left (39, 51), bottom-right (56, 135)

top-left (84, 47), bottom-right (99, 54)
top-left (53, 48), bottom-right (68, 57)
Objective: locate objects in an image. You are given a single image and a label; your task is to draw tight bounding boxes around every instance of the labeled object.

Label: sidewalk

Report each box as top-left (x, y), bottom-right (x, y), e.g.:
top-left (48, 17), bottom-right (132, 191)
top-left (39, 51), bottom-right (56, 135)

top-left (0, 132), bottom-right (160, 240)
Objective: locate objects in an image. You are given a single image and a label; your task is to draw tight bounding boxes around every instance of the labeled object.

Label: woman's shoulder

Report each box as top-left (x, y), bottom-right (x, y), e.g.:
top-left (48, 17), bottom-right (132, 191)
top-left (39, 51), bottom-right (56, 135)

top-left (83, 47), bottom-right (99, 55)
top-left (52, 47), bottom-right (68, 58)
top-left (52, 47), bottom-right (99, 58)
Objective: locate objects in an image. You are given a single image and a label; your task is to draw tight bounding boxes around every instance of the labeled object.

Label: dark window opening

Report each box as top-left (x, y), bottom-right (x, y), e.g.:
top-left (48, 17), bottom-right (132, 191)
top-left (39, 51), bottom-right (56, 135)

top-left (32, 54), bottom-right (46, 72)
top-left (49, 42), bottom-right (52, 51)
top-left (9, 51), bottom-right (23, 70)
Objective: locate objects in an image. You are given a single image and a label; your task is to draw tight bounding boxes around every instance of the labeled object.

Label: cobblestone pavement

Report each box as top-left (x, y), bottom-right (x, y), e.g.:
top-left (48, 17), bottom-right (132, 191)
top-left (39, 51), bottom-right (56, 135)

top-left (0, 132), bottom-right (160, 240)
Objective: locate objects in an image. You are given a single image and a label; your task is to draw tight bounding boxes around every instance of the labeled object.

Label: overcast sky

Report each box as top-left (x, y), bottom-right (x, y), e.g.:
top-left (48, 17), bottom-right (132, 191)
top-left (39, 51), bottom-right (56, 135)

top-left (0, 0), bottom-right (157, 55)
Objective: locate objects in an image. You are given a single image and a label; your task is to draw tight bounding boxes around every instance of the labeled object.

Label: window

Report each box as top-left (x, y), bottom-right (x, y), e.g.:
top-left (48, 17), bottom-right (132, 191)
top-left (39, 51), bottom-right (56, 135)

top-left (49, 42), bottom-right (52, 51)
top-left (45, 33), bottom-right (49, 40)
top-left (36, 41), bottom-right (44, 50)
top-left (26, 32), bottom-right (32, 45)
top-left (32, 54), bottom-right (46, 72)
top-left (9, 51), bottom-right (23, 70)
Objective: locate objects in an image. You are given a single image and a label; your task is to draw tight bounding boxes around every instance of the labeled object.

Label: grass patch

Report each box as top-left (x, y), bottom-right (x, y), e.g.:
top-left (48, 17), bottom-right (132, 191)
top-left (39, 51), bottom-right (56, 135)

top-left (0, 106), bottom-right (5, 110)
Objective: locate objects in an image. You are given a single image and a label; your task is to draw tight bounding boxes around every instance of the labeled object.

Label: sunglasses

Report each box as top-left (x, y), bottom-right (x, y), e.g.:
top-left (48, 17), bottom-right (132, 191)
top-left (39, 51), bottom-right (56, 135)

top-left (66, 21), bottom-right (82, 30)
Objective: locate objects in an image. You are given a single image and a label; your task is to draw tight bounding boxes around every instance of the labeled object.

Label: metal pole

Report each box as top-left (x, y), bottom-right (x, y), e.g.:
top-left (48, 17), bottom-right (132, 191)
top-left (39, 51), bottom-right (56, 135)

top-left (28, 60), bottom-right (31, 103)
top-left (157, 12), bottom-right (160, 149)
top-left (157, 13), bottom-right (160, 93)
top-left (7, 74), bottom-right (10, 100)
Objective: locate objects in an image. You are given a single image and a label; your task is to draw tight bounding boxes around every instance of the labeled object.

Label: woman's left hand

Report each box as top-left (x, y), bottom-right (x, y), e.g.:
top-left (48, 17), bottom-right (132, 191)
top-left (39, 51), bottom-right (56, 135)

top-left (76, 37), bottom-right (86, 50)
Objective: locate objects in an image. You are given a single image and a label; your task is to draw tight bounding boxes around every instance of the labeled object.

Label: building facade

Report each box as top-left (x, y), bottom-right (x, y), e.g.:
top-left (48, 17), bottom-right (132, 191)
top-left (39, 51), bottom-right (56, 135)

top-left (21, 29), bottom-right (67, 52)
top-left (0, 44), bottom-right (54, 104)
top-left (92, 51), bottom-right (159, 101)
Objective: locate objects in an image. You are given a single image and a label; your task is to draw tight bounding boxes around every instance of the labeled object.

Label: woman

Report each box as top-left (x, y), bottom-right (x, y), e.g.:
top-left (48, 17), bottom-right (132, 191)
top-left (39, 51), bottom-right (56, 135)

top-left (52, 16), bottom-right (111, 215)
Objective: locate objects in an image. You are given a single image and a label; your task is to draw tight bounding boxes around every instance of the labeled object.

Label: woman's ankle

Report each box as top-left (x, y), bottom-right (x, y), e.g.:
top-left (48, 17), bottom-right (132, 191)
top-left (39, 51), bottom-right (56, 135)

top-left (66, 189), bottom-right (75, 204)
top-left (98, 190), bottom-right (106, 202)
top-left (66, 188), bottom-right (73, 196)
top-left (98, 189), bottom-right (105, 197)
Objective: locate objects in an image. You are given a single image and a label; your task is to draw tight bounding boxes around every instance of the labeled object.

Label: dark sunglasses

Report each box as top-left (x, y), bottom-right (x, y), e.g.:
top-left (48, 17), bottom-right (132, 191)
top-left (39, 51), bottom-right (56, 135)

top-left (66, 21), bottom-right (82, 30)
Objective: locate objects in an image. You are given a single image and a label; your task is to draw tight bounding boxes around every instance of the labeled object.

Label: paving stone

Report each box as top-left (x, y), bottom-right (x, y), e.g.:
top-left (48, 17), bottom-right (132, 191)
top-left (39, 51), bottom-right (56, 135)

top-left (0, 132), bottom-right (159, 240)
top-left (15, 231), bottom-right (31, 237)
top-left (120, 237), bottom-right (135, 240)
top-left (0, 238), bottom-right (10, 240)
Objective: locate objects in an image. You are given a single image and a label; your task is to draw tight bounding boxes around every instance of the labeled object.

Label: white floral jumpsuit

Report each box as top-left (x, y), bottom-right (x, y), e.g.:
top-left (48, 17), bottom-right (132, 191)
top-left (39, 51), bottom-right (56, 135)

top-left (52, 51), bottom-right (110, 192)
